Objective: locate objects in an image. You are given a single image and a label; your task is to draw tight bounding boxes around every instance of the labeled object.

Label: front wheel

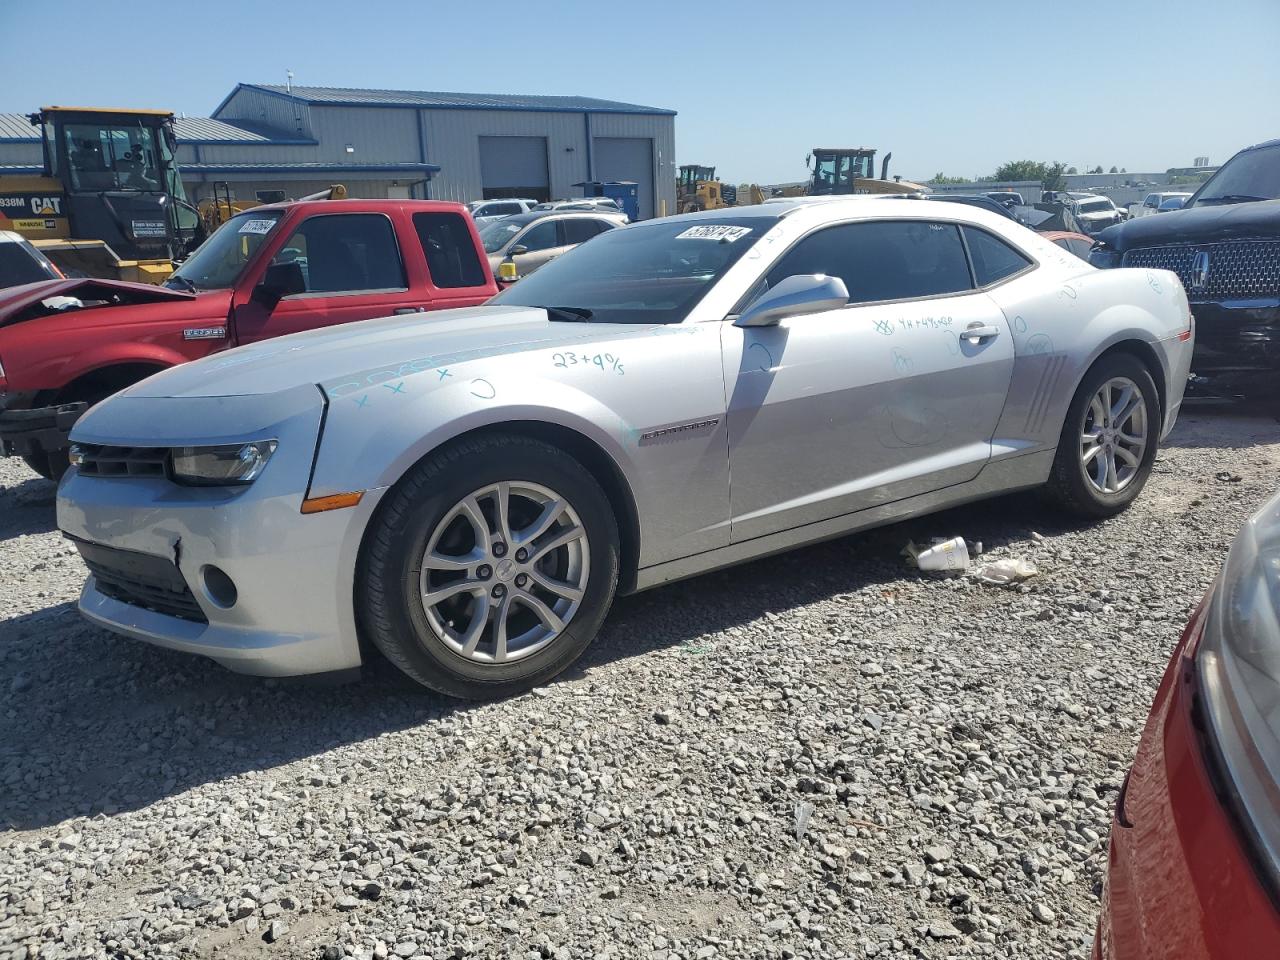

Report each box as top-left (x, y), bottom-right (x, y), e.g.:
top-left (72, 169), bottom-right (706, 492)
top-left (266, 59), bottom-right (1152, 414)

top-left (1046, 353), bottom-right (1160, 518)
top-left (358, 434), bottom-right (620, 699)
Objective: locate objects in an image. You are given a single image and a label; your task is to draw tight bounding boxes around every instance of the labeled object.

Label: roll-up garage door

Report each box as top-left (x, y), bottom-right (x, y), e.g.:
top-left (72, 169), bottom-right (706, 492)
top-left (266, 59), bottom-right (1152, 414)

top-left (479, 136), bottom-right (550, 202)
top-left (594, 137), bottom-right (653, 219)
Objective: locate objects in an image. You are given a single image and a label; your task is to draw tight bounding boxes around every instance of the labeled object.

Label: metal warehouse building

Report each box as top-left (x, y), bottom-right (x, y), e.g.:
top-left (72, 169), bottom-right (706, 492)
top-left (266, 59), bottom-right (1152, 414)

top-left (0, 84), bottom-right (678, 220)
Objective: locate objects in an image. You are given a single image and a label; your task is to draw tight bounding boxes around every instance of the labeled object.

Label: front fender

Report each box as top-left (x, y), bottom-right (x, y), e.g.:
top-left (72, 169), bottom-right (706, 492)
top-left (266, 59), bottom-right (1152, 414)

top-left (309, 326), bottom-right (732, 568)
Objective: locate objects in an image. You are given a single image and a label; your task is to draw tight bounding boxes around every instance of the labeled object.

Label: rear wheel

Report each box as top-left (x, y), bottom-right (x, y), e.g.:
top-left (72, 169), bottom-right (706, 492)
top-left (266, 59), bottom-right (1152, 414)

top-left (1046, 353), bottom-right (1160, 518)
top-left (358, 433), bottom-right (620, 699)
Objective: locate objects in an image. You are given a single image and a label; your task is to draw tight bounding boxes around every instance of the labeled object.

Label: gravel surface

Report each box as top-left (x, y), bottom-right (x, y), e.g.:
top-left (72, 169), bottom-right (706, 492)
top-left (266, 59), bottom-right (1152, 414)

top-left (2, 407), bottom-right (1279, 960)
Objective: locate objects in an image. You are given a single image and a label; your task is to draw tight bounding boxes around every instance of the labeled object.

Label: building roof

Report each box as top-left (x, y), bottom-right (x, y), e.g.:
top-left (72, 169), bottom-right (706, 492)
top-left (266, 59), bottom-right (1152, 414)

top-left (225, 83), bottom-right (676, 116)
top-left (0, 113), bottom-right (315, 145)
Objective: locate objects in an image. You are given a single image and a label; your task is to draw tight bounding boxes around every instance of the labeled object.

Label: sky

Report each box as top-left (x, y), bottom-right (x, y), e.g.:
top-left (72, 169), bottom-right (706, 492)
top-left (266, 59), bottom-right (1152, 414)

top-left (2, 0), bottom-right (1278, 184)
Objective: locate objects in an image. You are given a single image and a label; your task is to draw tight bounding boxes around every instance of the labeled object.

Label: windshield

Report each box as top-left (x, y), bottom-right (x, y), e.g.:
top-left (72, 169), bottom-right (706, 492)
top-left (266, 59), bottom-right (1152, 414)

top-left (165, 210), bottom-right (283, 291)
top-left (1192, 143), bottom-right (1280, 205)
top-left (491, 217), bottom-right (774, 324)
top-left (1077, 199), bottom-right (1113, 214)
top-left (62, 121), bottom-right (168, 193)
top-left (479, 219), bottom-right (525, 253)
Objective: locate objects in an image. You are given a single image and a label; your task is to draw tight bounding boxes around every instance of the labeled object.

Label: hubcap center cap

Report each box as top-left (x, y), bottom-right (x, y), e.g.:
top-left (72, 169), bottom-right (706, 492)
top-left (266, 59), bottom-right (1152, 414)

top-left (495, 558), bottom-right (518, 582)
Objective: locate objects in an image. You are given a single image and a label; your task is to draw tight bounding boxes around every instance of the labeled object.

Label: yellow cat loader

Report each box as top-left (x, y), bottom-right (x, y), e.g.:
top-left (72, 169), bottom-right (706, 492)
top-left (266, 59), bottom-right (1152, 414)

top-left (677, 165), bottom-right (732, 213)
top-left (0, 107), bottom-right (202, 283)
top-left (806, 148), bottom-right (927, 196)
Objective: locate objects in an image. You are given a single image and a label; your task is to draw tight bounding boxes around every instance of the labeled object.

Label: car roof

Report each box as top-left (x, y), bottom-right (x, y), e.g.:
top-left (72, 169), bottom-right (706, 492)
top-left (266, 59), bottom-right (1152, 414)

top-left (651, 195), bottom-right (1024, 232)
top-left (242, 198), bottom-right (468, 216)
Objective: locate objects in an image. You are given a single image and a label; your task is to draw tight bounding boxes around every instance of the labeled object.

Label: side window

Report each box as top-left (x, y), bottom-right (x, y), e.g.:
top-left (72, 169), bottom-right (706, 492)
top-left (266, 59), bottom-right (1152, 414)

top-left (516, 220), bottom-right (560, 252)
top-left (765, 220), bottom-right (972, 305)
top-left (562, 218), bottom-right (606, 245)
top-left (413, 212), bottom-right (487, 288)
top-left (1144, 194), bottom-right (1158, 208)
top-left (272, 214), bottom-right (405, 294)
top-left (962, 226), bottom-right (1033, 286)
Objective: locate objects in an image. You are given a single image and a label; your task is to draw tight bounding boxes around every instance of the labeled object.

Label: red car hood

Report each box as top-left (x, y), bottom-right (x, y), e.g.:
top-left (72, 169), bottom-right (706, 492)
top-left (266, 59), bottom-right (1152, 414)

top-left (0, 277), bottom-right (198, 329)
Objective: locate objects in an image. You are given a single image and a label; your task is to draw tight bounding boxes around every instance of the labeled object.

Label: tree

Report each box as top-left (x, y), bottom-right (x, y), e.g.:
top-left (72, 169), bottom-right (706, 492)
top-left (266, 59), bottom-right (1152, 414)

top-left (1042, 162), bottom-right (1068, 193)
top-left (1066, 166), bottom-right (1078, 174)
top-left (1120, 167), bottom-right (1126, 173)
top-left (1091, 165), bottom-right (1104, 174)
top-left (930, 172), bottom-right (968, 185)
top-left (990, 160), bottom-right (1047, 183)
top-left (1109, 165), bottom-right (1119, 173)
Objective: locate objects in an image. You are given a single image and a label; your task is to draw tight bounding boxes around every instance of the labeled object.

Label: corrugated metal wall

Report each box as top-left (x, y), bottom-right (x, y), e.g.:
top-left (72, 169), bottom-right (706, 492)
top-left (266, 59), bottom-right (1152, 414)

top-left (181, 177), bottom-right (405, 203)
top-left (589, 112), bottom-right (676, 218)
top-left (422, 109), bottom-right (587, 204)
top-left (217, 87), bottom-right (314, 140)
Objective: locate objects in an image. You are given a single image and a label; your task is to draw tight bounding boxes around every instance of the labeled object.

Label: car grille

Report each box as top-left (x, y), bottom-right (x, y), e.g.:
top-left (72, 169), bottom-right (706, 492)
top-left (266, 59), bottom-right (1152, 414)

top-left (1122, 238), bottom-right (1280, 300)
top-left (70, 537), bottom-right (207, 623)
top-left (75, 443), bottom-right (169, 478)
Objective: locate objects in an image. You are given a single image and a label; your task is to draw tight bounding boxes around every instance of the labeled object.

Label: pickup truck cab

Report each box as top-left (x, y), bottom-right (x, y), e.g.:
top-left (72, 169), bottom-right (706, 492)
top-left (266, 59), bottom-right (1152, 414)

top-left (0, 198), bottom-right (497, 478)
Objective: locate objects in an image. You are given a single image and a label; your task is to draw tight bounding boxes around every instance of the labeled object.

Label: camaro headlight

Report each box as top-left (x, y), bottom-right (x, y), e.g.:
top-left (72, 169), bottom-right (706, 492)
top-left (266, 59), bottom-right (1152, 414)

top-left (170, 440), bottom-right (277, 486)
top-left (1198, 486), bottom-right (1280, 888)
top-left (1088, 245), bottom-right (1122, 269)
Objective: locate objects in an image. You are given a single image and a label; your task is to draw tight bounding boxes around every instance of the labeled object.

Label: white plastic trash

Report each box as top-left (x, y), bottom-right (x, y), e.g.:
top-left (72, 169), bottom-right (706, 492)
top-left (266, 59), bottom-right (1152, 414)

top-left (974, 558), bottom-right (1038, 585)
top-left (915, 537), bottom-right (970, 572)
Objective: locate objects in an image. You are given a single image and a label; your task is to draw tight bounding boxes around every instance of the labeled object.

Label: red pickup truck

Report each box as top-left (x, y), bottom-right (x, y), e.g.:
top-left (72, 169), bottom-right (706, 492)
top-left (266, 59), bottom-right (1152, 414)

top-left (0, 199), bottom-right (497, 478)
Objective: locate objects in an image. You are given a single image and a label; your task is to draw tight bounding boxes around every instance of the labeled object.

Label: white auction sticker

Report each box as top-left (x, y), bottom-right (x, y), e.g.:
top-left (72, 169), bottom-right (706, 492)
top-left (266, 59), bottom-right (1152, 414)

top-left (675, 225), bottom-right (753, 242)
top-left (237, 219), bottom-right (277, 235)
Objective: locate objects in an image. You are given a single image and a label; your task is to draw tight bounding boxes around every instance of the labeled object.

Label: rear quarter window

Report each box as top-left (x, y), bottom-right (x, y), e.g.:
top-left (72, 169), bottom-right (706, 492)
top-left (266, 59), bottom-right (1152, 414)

top-left (413, 212), bottom-right (488, 288)
top-left (962, 227), bottom-right (1033, 285)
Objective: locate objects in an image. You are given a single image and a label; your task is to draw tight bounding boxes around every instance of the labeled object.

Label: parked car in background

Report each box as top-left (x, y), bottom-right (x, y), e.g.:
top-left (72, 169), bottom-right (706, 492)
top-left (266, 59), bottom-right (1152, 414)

top-left (926, 195), bottom-right (1020, 221)
top-left (479, 210), bottom-right (624, 278)
top-left (467, 198), bottom-right (537, 225)
top-left (1128, 191), bottom-right (1193, 219)
top-left (0, 200), bottom-right (497, 479)
top-left (1091, 137), bottom-right (1280, 399)
top-left (0, 230), bottom-right (62, 289)
top-left (1041, 230), bottom-right (1095, 261)
top-left (1069, 193), bottom-right (1125, 233)
top-left (533, 197), bottom-right (629, 219)
top-left (1095, 486), bottom-right (1280, 960)
top-left (985, 191), bottom-right (1024, 207)
top-left (56, 197), bottom-right (1192, 699)
top-left (1157, 195), bottom-right (1189, 212)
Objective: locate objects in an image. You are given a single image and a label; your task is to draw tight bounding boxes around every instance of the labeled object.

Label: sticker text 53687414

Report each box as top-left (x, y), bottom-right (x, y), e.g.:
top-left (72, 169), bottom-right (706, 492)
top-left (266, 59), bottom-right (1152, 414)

top-left (675, 225), bottom-right (753, 243)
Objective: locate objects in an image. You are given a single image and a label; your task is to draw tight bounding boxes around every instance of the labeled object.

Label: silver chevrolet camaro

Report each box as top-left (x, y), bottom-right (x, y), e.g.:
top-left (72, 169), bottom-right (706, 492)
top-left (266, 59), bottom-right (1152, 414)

top-left (56, 198), bottom-right (1194, 698)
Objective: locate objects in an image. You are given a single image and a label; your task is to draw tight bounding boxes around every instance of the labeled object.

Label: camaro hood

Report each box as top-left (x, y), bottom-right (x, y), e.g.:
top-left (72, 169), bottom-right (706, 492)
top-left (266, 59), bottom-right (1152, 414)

top-left (1097, 199), bottom-right (1280, 251)
top-left (122, 305), bottom-right (643, 399)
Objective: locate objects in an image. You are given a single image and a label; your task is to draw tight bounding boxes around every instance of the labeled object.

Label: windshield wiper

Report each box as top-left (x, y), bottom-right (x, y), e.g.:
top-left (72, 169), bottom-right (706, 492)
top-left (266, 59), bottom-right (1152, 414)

top-left (165, 275), bottom-right (197, 292)
top-left (1196, 194), bottom-right (1271, 205)
top-left (539, 305), bottom-right (594, 322)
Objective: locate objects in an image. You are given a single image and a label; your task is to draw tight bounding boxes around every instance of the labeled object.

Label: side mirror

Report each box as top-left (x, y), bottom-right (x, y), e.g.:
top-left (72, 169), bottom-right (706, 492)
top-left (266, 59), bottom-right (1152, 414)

top-left (252, 260), bottom-right (305, 308)
top-left (736, 274), bottom-right (849, 328)
top-left (509, 244), bottom-right (528, 256)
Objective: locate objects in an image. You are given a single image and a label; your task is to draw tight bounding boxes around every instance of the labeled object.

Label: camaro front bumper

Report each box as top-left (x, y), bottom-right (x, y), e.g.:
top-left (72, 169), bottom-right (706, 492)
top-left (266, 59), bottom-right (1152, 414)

top-left (55, 388), bottom-right (385, 678)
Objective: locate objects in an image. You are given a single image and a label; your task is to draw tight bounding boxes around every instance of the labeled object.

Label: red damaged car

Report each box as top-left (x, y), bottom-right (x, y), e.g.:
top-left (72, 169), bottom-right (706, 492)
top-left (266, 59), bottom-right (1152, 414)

top-left (0, 199), bottom-right (496, 479)
top-left (1097, 486), bottom-right (1280, 958)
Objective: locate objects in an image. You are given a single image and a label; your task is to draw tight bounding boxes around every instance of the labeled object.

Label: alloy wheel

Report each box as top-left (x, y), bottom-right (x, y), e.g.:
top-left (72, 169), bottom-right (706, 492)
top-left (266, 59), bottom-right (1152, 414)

top-left (419, 481), bottom-right (589, 664)
top-left (1080, 376), bottom-right (1148, 495)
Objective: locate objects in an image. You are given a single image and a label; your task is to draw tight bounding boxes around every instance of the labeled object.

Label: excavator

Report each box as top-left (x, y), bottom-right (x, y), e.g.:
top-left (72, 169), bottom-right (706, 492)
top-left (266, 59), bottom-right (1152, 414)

top-left (804, 147), bottom-right (927, 196)
top-left (0, 107), bottom-right (202, 282)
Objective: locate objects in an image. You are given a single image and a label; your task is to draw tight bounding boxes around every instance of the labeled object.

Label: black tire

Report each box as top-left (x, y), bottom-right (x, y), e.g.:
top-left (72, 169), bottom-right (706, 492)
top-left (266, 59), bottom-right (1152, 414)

top-left (1046, 352), bottom-right (1161, 518)
top-left (357, 433), bottom-right (620, 699)
top-left (20, 451), bottom-right (58, 481)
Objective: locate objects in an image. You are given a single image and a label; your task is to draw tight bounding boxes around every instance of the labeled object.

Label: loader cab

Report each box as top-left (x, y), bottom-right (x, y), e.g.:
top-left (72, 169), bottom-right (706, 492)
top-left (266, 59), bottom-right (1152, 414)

top-left (679, 165), bottom-right (717, 189)
top-left (808, 148), bottom-right (877, 195)
top-left (32, 107), bottom-right (199, 262)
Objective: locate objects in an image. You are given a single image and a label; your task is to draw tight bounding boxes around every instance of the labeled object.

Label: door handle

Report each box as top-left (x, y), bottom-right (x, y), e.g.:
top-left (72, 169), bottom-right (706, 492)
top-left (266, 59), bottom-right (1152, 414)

top-left (394, 307), bottom-right (426, 315)
top-left (961, 322), bottom-right (1000, 343)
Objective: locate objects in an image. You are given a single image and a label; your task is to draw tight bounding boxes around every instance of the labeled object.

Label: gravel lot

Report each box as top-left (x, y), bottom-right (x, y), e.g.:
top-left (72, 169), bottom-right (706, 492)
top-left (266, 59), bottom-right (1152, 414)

top-left (2, 406), bottom-right (1279, 960)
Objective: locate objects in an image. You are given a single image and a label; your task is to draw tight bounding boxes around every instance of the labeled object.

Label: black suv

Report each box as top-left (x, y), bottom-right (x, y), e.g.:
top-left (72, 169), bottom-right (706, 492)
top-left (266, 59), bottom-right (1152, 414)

top-left (1090, 139), bottom-right (1280, 399)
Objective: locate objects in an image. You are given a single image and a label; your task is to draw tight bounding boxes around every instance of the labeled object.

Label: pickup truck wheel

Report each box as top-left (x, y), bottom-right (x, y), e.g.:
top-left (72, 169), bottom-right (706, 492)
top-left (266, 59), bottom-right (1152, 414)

top-left (1046, 353), bottom-right (1160, 518)
top-left (358, 433), bottom-right (620, 700)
